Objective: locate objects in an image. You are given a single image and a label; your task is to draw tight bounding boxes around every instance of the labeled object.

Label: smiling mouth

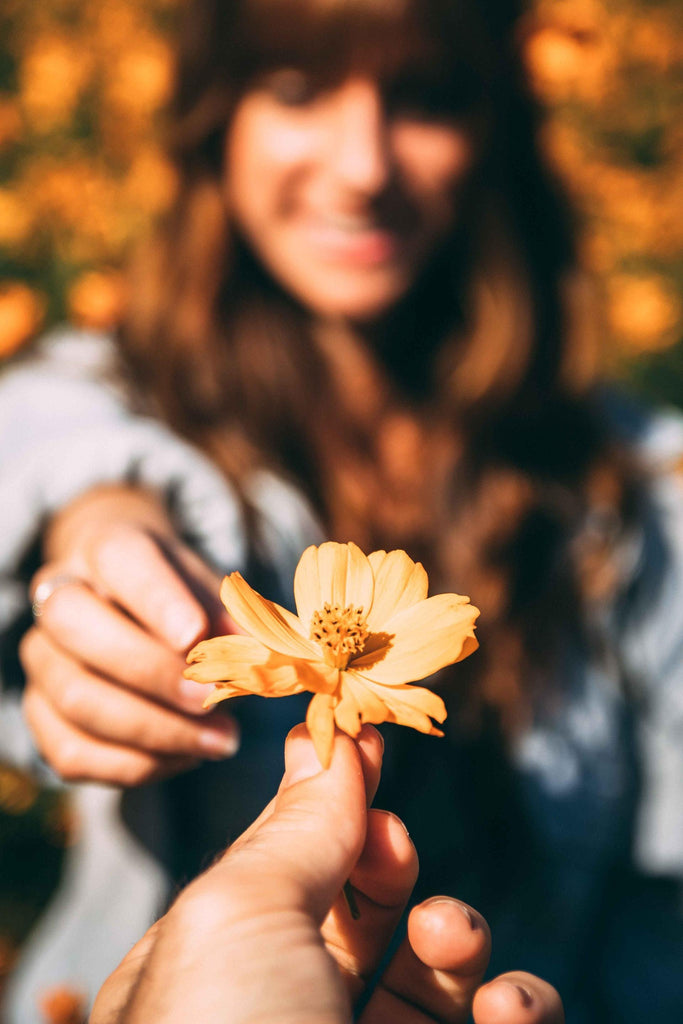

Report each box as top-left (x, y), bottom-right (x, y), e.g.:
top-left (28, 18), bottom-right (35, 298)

top-left (304, 213), bottom-right (406, 265)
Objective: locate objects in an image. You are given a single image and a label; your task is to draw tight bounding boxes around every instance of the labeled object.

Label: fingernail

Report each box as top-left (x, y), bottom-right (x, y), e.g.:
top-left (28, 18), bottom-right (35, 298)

top-left (358, 724), bottom-right (384, 754)
top-left (165, 605), bottom-right (205, 651)
top-left (373, 809), bottom-right (410, 837)
top-left (283, 732), bottom-right (325, 786)
top-left (179, 677), bottom-right (212, 711)
top-left (200, 726), bottom-right (240, 759)
top-left (421, 896), bottom-right (478, 929)
top-left (513, 984), bottom-right (534, 1008)
top-left (457, 902), bottom-right (476, 929)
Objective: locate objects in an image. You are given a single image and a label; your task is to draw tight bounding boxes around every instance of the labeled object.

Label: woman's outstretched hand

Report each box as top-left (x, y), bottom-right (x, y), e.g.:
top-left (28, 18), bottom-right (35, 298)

top-left (20, 484), bottom-right (240, 786)
top-left (92, 724), bottom-right (564, 1024)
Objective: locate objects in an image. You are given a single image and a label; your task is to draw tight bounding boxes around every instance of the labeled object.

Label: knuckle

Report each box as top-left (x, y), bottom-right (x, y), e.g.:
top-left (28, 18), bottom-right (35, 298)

top-left (172, 863), bottom-right (283, 933)
top-left (36, 586), bottom-right (81, 633)
top-left (21, 688), bottom-right (40, 732)
top-left (124, 715), bottom-right (161, 753)
top-left (18, 628), bottom-right (39, 671)
top-left (171, 885), bottom-right (239, 934)
top-left (57, 679), bottom-right (85, 720)
top-left (165, 720), bottom-right (202, 756)
top-left (117, 759), bottom-right (154, 788)
top-left (51, 738), bottom-right (83, 781)
top-left (29, 561), bottom-right (64, 597)
top-left (89, 522), bottom-right (150, 577)
top-left (130, 713), bottom-right (198, 758)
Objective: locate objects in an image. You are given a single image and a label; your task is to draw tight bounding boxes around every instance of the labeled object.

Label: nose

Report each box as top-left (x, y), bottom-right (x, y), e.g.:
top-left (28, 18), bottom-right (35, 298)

top-left (329, 79), bottom-right (391, 196)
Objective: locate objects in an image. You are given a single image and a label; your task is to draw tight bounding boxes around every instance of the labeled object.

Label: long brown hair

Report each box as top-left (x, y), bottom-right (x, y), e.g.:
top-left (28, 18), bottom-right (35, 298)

top-left (119, 0), bottom-right (635, 730)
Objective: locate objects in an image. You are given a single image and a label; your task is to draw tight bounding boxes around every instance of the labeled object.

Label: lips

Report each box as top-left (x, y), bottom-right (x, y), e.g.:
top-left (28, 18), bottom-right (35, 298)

top-left (302, 214), bottom-right (403, 266)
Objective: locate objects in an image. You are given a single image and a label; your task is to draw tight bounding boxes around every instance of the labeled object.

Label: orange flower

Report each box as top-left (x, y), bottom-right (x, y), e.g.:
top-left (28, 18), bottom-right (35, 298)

top-left (186, 542), bottom-right (479, 767)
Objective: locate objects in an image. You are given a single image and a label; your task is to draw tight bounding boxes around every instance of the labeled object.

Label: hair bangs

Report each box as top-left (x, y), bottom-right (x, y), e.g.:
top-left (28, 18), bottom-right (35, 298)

top-left (233, 0), bottom-right (497, 94)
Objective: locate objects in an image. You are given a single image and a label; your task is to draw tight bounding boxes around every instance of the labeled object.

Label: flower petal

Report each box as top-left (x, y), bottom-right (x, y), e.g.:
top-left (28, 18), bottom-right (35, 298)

top-left (202, 684), bottom-right (245, 707)
top-left (335, 672), bottom-right (389, 733)
top-left (186, 635), bottom-right (275, 682)
top-left (201, 679), bottom-right (268, 704)
top-left (200, 661), bottom-right (335, 707)
top-left (220, 573), bottom-right (320, 660)
top-left (294, 542), bottom-right (374, 628)
top-left (306, 692), bottom-right (337, 769)
top-left (186, 635), bottom-right (338, 699)
top-left (332, 683), bottom-right (364, 738)
top-left (352, 594), bottom-right (479, 685)
top-left (352, 674), bottom-right (447, 734)
top-left (366, 549), bottom-right (429, 629)
top-left (295, 660), bottom-right (340, 695)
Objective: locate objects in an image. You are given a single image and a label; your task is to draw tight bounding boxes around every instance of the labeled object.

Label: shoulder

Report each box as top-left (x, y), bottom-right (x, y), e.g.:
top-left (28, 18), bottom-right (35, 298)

top-left (597, 385), bottom-right (683, 470)
top-left (0, 326), bottom-right (243, 575)
top-left (0, 325), bottom-right (321, 584)
top-left (596, 386), bottom-right (683, 592)
top-left (597, 392), bottom-right (683, 874)
top-left (0, 326), bottom-right (132, 432)
top-left (600, 389), bottom-right (683, 684)
top-left (0, 325), bottom-right (120, 385)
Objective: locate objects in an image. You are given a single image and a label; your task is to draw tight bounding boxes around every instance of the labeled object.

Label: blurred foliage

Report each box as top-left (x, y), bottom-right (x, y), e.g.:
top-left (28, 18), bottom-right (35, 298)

top-left (522, 0), bottom-right (683, 401)
top-left (0, 0), bottom-right (177, 356)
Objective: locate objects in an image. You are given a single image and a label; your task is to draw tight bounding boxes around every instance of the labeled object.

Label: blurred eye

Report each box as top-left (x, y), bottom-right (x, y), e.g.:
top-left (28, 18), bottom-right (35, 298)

top-left (261, 68), bottom-right (318, 106)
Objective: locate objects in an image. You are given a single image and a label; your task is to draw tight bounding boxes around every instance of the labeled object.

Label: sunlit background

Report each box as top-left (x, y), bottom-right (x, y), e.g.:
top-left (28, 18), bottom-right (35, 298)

top-left (0, 0), bottom-right (681, 1018)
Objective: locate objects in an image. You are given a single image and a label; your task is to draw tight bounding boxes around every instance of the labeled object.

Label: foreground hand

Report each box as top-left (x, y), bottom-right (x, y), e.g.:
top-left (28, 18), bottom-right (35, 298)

top-left (21, 485), bottom-right (239, 786)
top-left (92, 725), bottom-right (564, 1024)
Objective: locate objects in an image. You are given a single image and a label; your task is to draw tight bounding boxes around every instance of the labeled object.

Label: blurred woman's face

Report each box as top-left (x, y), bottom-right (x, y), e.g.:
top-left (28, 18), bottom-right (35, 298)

top-left (224, 67), bottom-right (477, 322)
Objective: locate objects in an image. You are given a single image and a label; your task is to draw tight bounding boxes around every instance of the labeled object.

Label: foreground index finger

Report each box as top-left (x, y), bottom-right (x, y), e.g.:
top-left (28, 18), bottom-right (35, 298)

top-left (323, 807), bottom-right (418, 1002)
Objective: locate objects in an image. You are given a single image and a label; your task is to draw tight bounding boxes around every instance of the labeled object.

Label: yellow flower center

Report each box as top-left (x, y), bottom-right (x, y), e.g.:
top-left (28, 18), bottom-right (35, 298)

top-left (310, 602), bottom-right (369, 669)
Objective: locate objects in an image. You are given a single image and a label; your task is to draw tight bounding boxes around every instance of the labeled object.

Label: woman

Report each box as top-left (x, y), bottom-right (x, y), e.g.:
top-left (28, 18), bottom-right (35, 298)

top-left (1, 0), bottom-right (682, 1020)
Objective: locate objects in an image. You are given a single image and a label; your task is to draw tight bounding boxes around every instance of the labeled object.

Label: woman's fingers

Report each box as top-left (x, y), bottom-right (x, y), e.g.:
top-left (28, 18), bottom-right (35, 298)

top-left (22, 687), bottom-right (199, 786)
top-left (22, 524), bottom-right (242, 785)
top-left (355, 725), bottom-right (384, 808)
top-left (20, 628), bottom-right (239, 761)
top-left (473, 972), bottom-right (565, 1024)
top-left (80, 523), bottom-right (210, 651)
top-left (323, 807), bottom-right (419, 1001)
top-left (165, 539), bottom-right (240, 637)
top-left (25, 581), bottom-right (210, 715)
top-left (359, 896), bottom-right (491, 1024)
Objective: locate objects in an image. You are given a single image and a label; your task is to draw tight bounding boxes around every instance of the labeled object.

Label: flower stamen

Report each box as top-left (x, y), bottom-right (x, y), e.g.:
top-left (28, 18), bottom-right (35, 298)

top-left (310, 602), bottom-right (369, 668)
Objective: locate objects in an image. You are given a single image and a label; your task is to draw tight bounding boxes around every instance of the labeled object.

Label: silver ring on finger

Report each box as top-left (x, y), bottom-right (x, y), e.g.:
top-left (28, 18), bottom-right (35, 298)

top-left (32, 574), bottom-right (89, 620)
